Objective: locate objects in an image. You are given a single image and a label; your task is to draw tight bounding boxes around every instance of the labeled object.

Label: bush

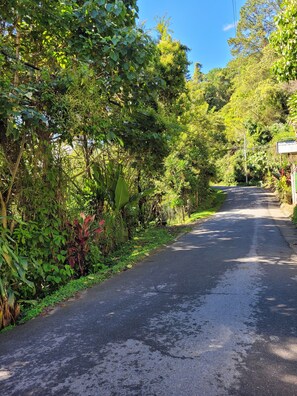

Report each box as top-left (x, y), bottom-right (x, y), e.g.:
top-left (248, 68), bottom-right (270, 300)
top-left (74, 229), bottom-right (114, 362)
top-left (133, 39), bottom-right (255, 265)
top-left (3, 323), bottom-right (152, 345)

top-left (13, 219), bottom-right (72, 298)
top-left (0, 228), bottom-right (34, 329)
top-left (66, 214), bottom-right (105, 277)
top-left (276, 175), bottom-right (292, 204)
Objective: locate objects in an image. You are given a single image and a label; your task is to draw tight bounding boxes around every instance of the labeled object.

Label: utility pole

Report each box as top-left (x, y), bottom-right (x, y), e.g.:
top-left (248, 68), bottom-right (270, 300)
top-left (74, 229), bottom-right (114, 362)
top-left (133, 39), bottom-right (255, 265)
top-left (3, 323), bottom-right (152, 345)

top-left (243, 132), bottom-right (248, 185)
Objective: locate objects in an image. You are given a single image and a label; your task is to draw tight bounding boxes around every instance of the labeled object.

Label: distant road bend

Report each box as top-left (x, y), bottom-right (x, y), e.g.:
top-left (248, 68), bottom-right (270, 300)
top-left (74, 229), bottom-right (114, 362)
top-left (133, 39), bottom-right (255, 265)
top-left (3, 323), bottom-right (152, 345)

top-left (1, 186), bottom-right (297, 395)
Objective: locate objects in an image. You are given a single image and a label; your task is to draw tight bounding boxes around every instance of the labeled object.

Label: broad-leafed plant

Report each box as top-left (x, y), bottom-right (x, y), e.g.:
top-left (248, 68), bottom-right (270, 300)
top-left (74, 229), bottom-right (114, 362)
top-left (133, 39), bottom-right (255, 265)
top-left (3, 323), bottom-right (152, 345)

top-left (67, 214), bottom-right (104, 277)
top-left (0, 226), bottom-right (34, 329)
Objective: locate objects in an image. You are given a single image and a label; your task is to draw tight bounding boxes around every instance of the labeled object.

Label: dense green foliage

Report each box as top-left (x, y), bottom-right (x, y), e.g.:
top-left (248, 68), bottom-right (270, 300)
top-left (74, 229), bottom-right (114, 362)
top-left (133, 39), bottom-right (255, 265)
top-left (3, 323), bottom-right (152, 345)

top-left (272, 0), bottom-right (297, 81)
top-left (14, 188), bottom-right (225, 328)
top-left (0, 1), bottom-right (218, 328)
top-left (229, 0), bottom-right (281, 56)
top-left (271, 0), bottom-right (297, 123)
top-left (1, 0), bottom-right (297, 329)
top-left (203, 0), bottom-right (296, 192)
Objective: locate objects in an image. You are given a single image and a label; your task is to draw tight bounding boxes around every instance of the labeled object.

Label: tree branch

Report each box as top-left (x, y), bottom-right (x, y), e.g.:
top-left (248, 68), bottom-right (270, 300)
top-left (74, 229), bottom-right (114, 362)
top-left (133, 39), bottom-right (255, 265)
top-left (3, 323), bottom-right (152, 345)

top-left (108, 98), bottom-right (123, 108)
top-left (5, 134), bottom-right (26, 206)
top-left (1, 49), bottom-right (41, 71)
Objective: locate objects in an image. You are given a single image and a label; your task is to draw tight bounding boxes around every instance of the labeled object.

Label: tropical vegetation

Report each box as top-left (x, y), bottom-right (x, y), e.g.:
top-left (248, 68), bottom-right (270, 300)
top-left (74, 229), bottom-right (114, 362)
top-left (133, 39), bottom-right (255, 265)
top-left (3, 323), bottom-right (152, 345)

top-left (1, 0), bottom-right (297, 329)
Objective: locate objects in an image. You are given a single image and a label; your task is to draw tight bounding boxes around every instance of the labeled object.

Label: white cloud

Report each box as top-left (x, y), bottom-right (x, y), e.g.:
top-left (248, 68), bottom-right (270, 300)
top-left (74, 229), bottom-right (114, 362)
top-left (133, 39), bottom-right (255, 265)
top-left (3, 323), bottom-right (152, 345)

top-left (223, 23), bottom-right (236, 32)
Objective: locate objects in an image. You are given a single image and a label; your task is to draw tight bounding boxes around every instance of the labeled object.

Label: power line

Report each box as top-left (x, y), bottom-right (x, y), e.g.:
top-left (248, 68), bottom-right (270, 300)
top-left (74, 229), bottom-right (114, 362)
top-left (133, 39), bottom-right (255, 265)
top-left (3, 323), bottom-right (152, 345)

top-left (233, 0), bottom-right (237, 28)
top-left (231, 0), bottom-right (237, 29)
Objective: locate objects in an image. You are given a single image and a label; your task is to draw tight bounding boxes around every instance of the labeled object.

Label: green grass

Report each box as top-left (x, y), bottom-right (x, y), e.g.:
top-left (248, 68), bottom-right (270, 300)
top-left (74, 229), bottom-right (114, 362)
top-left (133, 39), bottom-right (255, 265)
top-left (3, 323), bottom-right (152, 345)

top-left (169, 188), bottom-right (226, 225)
top-left (17, 227), bottom-right (178, 326)
top-left (187, 188), bottom-right (226, 223)
top-left (5, 188), bottom-right (226, 330)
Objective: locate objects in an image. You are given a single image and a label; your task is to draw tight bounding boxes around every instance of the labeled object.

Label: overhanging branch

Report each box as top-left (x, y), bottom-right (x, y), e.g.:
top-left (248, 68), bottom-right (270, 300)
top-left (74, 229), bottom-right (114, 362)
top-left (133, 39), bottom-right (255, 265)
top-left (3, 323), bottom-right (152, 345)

top-left (1, 49), bottom-right (41, 71)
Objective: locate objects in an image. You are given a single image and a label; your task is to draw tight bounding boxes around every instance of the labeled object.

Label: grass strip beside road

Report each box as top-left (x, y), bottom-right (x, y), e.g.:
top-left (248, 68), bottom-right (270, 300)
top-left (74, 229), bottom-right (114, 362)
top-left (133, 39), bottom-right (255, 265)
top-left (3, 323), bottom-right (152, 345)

top-left (6, 188), bottom-right (226, 331)
top-left (187, 188), bottom-right (226, 224)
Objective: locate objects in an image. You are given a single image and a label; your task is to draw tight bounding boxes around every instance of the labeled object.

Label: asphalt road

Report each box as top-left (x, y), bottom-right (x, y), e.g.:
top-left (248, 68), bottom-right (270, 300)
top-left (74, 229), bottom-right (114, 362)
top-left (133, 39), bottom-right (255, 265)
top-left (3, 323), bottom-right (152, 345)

top-left (1, 187), bottom-right (297, 396)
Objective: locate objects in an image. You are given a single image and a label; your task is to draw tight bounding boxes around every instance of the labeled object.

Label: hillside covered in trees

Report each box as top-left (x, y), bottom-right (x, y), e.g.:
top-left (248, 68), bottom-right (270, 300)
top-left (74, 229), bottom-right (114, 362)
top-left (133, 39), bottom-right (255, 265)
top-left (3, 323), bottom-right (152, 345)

top-left (1, 0), bottom-right (297, 329)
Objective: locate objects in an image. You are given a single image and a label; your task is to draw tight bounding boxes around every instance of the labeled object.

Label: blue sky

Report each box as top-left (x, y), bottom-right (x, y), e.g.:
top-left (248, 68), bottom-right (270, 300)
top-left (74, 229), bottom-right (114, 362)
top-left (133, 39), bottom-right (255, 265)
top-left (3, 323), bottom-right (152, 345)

top-left (137, 0), bottom-right (246, 76)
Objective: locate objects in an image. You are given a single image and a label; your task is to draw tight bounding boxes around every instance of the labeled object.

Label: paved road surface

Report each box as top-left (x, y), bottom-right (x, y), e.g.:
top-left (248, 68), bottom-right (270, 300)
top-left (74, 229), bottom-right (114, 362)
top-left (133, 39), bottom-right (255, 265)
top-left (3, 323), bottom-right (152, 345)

top-left (1, 187), bottom-right (297, 395)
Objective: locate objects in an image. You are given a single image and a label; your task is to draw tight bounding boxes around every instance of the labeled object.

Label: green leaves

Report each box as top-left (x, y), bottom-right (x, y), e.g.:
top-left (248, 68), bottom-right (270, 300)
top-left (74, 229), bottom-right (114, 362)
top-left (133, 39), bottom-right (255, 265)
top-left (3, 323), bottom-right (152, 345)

top-left (0, 228), bottom-right (36, 329)
top-left (288, 92), bottom-right (297, 124)
top-left (0, 0), bottom-right (196, 331)
top-left (271, 0), bottom-right (297, 81)
top-left (156, 21), bottom-right (190, 107)
top-left (229, 0), bottom-right (280, 57)
top-left (115, 176), bottom-right (130, 211)
top-left (0, 278), bottom-right (5, 299)
top-left (105, 3), bottom-right (113, 12)
top-left (110, 51), bottom-right (119, 63)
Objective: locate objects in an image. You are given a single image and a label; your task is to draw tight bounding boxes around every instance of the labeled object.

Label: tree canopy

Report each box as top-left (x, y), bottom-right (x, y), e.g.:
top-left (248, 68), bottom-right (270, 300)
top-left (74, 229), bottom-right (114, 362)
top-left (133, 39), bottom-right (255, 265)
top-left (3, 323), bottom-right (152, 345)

top-left (229, 0), bottom-right (281, 56)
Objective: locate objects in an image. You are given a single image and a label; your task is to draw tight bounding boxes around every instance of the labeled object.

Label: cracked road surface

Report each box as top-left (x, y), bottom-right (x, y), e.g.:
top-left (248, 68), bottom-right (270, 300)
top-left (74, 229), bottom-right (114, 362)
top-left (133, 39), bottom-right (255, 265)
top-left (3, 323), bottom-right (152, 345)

top-left (1, 187), bottom-right (297, 395)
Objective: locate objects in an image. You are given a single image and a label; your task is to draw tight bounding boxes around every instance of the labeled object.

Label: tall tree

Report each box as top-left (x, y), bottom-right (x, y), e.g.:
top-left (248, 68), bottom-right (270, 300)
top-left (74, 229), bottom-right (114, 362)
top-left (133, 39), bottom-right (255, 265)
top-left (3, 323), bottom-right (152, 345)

top-left (156, 20), bottom-right (190, 108)
top-left (271, 0), bottom-right (297, 123)
top-left (193, 62), bottom-right (203, 83)
top-left (271, 0), bottom-right (297, 82)
top-left (229, 0), bottom-right (281, 57)
top-left (0, 0), bottom-right (161, 328)
top-left (222, 46), bottom-right (287, 142)
top-left (202, 68), bottom-right (235, 111)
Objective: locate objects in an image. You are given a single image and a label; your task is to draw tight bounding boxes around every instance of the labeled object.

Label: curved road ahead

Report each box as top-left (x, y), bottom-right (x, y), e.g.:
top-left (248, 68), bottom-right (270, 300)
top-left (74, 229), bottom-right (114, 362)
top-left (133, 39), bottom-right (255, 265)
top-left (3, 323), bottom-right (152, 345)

top-left (1, 187), bottom-right (297, 395)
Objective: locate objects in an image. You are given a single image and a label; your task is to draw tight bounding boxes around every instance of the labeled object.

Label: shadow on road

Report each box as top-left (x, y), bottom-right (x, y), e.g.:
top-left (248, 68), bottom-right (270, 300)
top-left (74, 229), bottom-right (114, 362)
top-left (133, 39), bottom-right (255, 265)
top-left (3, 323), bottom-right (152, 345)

top-left (1, 186), bottom-right (297, 395)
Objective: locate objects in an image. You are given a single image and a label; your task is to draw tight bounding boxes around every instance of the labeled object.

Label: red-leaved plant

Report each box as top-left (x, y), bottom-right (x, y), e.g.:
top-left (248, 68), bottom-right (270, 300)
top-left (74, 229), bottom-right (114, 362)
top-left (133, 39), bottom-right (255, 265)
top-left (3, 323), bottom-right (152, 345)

top-left (67, 213), bottom-right (104, 277)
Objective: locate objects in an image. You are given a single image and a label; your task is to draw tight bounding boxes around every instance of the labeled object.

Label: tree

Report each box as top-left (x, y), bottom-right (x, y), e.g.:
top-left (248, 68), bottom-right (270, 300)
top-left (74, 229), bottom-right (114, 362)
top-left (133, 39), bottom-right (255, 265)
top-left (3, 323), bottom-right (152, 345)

top-left (193, 62), bottom-right (203, 83)
top-left (0, 0), bottom-right (165, 328)
top-left (202, 68), bottom-right (234, 111)
top-left (222, 46), bottom-right (287, 142)
top-left (156, 20), bottom-right (190, 108)
top-left (229, 0), bottom-right (281, 57)
top-left (271, 1), bottom-right (297, 124)
top-left (271, 0), bottom-right (297, 82)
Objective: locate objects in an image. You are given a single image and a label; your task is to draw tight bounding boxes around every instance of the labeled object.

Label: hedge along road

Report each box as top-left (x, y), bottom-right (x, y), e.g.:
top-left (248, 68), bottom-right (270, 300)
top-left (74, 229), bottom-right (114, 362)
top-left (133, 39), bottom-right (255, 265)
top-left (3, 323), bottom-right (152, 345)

top-left (1, 187), bottom-right (297, 396)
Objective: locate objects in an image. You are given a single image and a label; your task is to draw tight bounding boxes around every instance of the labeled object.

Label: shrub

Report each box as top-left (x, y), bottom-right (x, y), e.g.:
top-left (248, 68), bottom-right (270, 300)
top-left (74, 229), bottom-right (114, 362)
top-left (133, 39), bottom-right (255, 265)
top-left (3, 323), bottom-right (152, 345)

top-left (13, 219), bottom-right (72, 297)
top-left (67, 214), bottom-right (104, 277)
top-left (0, 228), bottom-right (34, 329)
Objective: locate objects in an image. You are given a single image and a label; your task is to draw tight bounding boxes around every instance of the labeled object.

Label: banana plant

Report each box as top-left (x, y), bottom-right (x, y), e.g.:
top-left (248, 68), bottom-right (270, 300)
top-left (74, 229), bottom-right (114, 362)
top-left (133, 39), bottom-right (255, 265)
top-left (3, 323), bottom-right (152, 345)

top-left (115, 176), bottom-right (130, 211)
top-left (92, 162), bottom-right (154, 212)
